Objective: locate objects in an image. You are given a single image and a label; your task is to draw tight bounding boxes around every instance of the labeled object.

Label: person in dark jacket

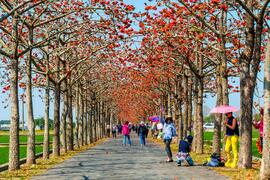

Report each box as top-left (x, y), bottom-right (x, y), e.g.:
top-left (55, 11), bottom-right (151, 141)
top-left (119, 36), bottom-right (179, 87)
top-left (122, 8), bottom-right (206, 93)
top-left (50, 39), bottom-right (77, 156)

top-left (176, 135), bottom-right (194, 166)
top-left (137, 121), bottom-right (148, 146)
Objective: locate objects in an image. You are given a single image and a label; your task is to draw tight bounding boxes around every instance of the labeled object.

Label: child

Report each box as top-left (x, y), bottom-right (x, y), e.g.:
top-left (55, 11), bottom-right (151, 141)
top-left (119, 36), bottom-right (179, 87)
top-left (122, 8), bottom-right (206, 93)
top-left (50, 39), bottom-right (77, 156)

top-left (176, 135), bottom-right (194, 166)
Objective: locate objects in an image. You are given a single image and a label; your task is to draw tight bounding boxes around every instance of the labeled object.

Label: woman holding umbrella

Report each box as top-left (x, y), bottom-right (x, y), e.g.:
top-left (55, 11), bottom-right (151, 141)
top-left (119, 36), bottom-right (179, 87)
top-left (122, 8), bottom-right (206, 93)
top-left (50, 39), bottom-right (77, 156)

top-left (224, 112), bottom-right (239, 168)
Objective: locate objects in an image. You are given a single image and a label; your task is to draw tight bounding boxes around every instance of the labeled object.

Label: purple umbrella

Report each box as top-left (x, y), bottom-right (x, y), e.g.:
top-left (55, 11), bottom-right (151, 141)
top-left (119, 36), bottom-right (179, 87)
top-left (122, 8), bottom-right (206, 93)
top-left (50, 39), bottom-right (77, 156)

top-left (148, 116), bottom-right (160, 122)
top-left (210, 105), bottom-right (238, 114)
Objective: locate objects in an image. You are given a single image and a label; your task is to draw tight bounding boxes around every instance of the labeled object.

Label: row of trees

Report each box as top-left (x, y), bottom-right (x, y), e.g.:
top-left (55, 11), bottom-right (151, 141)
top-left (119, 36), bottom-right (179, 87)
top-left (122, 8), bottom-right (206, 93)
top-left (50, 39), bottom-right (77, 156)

top-left (105, 0), bottom-right (270, 179)
top-left (0, 0), bottom-right (135, 171)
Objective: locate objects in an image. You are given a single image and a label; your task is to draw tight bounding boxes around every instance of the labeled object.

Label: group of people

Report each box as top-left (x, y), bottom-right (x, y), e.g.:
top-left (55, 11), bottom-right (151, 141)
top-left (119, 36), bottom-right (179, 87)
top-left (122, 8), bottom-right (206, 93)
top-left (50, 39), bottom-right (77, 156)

top-left (108, 108), bottom-right (264, 168)
top-left (162, 107), bottom-right (264, 168)
top-left (108, 121), bottom-right (150, 147)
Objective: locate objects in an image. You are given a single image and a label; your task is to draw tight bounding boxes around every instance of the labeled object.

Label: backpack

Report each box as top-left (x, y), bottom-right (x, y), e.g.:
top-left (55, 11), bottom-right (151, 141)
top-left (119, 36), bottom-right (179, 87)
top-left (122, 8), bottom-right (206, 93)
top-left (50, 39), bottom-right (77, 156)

top-left (204, 153), bottom-right (224, 167)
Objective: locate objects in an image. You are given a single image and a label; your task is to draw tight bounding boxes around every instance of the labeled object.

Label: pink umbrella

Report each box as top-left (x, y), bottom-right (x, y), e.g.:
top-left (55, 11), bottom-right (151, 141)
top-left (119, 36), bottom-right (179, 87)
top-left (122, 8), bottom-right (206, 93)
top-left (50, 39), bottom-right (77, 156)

top-left (210, 105), bottom-right (238, 114)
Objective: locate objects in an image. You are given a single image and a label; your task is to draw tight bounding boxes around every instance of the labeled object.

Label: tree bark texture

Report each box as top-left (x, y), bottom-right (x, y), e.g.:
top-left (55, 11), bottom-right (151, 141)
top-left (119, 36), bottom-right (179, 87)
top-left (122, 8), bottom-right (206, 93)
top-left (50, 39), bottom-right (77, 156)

top-left (26, 28), bottom-right (36, 164)
top-left (43, 69), bottom-right (50, 159)
top-left (260, 39), bottom-right (270, 179)
top-left (9, 11), bottom-right (20, 171)
top-left (53, 82), bottom-right (61, 157)
top-left (67, 83), bottom-right (74, 151)
top-left (75, 85), bottom-right (80, 148)
top-left (60, 86), bottom-right (68, 153)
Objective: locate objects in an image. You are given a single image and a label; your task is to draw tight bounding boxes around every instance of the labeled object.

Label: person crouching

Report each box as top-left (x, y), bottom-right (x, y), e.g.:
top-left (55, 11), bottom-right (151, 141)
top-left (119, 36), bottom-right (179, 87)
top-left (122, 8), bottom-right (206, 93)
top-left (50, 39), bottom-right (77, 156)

top-left (176, 135), bottom-right (194, 166)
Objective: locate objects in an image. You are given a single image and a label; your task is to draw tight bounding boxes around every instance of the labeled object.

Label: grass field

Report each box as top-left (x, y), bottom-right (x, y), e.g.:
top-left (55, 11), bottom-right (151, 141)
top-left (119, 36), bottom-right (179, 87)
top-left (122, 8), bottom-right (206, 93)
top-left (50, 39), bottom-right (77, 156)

top-left (0, 135), bottom-right (53, 144)
top-left (0, 132), bottom-right (53, 165)
top-left (203, 130), bottom-right (261, 158)
top-left (0, 146), bottom-right (44, 165)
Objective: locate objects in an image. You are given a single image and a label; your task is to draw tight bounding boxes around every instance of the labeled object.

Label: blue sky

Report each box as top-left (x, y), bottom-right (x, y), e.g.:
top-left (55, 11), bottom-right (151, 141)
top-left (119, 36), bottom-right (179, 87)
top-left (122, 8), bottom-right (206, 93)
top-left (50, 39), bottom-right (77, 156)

top-left (0, 0), bottom-right (265, 121)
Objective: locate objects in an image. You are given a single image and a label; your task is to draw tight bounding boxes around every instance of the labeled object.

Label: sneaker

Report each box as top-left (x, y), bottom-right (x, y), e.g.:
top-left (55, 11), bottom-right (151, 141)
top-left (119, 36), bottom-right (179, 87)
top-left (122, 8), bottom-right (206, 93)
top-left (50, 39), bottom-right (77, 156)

top-left (166, 159), bottom-right (173, 163)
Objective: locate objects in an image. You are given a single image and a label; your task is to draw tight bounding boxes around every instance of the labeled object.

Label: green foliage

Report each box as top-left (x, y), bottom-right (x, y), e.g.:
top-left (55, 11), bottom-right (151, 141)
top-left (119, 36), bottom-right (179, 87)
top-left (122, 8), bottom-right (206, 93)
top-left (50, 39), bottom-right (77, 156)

top-left (35, 117), bottom-right (54, 130)
top-left (204, 114), bottom-right (215, 123)
top-left (253, 113), bottom-right (261, 121)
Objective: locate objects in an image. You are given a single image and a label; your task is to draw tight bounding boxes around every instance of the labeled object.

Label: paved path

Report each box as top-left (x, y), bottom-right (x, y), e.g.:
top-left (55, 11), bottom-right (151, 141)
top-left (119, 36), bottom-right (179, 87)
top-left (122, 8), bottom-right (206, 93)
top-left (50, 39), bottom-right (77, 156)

top-left (32, 134), bottom-right (229, 180)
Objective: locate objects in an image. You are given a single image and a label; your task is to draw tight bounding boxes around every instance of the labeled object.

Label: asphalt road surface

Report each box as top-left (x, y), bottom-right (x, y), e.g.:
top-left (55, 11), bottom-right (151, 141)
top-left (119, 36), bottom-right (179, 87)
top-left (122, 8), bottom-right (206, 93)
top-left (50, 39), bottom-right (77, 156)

top-left (32, 134), bottom-right (229, 180)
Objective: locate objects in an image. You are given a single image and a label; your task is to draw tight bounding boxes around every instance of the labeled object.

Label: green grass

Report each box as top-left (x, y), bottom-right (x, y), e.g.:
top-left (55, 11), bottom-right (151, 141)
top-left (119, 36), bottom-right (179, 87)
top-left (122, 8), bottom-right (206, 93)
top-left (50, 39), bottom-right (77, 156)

top-left (0, 146), bottom-right (44, 165)
top-left (0, 135), bottom-right (53, 144)
top-left (202, 130), bottom-right (262, 158)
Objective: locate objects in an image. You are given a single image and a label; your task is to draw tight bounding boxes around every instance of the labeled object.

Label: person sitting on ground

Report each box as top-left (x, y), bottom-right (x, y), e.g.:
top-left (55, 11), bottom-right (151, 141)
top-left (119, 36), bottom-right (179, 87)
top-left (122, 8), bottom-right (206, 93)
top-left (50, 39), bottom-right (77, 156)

top-left (176, 135), bottom-right (194, 166)
top-left (253, 107), bottom-right (264, 153)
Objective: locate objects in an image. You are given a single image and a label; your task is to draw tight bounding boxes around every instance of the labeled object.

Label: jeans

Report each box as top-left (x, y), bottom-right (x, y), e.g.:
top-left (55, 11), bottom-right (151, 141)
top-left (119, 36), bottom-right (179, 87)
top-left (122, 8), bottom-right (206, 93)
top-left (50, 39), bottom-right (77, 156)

top-left (139, 134), bottom-right (146, 145)
top-left (123, 135), bottom-right (131, 145)
top-left (164, 139), bottom-right (172, 159)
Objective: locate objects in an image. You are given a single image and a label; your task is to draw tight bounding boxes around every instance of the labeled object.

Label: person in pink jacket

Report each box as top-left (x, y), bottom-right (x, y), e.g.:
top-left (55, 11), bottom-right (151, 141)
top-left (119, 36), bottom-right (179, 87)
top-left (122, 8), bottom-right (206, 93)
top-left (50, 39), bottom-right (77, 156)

top-left (253, 108), bottom-right (264, 152)
top-left (122, 121), bottom-right (131, 146)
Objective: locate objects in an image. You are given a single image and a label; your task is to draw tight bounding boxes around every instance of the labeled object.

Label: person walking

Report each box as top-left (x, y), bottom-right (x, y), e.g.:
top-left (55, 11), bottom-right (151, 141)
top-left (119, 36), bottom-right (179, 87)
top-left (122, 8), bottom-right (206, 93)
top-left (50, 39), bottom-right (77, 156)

top-left (112, 124), bottom-right (117, 138)
top-left (117, 124), bottom-right (122, 135)
top-left (163, 117), bottom-right (176, 162)
top-left (137, 121), bottom-right (148, 146)
top-left (122, 121), bottom-right (131, 146)
top-left (253, 107), bottom-right (264, 153)
top-left (224, 112), bottom-right (239, 168)
top-left (106, 124), bottom-right (111, 137)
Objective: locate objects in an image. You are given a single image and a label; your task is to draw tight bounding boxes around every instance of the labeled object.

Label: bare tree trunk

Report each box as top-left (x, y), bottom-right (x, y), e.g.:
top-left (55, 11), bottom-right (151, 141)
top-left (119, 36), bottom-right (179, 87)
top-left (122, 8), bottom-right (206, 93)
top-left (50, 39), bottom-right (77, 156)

top-left (187, 78), bottom-right (193, 135)
top-left (89, 102), bottom-right (93, 143)
top-left (183, 74), bottom-right (188, 137)
top-left (75, 84), bottom-right (80, 148)
top-left (98, 101), bottom-right (102, 139)
top-left (79, 89), bottom-right (84, 146)
top-left (238, 0), bottom-right (255, 168)
top-left (53, 82), bottom-right (61, 157)
top-left (196, 78), bottom-right (204, 154)
top-left (26, 27), bottom-right (36, 164)
top-left (178, 102), bottom-right (183, 140)
top-left (260, 39), bottom-right (270, 179)
top-left (67, 83), bottom-right (74, 151)
top-left (60, 86), bottom-right (68, 153)
top-left (94, 101), bottom-right (97, 141)
top-left (84, 98), bottom-right (88, 145)
top-left (213, 73), bottom-right (222, 154)
top-left (43, 64), bottom-right (50, 159)
top-left (167, 91), bottom-right (172, 117)
top-left (9, 11), bottom-right (20, 171)
top-left (192, 77), bottom-right (198, 152)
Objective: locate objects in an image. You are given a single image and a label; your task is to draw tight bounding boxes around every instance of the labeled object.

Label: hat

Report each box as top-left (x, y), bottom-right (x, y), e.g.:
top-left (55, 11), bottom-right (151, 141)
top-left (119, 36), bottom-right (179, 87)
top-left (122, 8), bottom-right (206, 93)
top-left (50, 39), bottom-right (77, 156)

top-left (185, 135), bottom-right (193, 143)
top-left (165, 116), bottom-right (172, 123)
top-left (140, 121), bottom-right (145, 124)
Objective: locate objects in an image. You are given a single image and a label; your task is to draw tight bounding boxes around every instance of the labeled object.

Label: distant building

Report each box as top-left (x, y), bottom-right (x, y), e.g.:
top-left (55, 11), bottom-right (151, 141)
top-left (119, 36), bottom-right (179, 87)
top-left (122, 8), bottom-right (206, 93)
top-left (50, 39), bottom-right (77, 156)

top-left (0, 120), bottom-right (10, 130)
top-left (0, 120), bottom-right (27, 130)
